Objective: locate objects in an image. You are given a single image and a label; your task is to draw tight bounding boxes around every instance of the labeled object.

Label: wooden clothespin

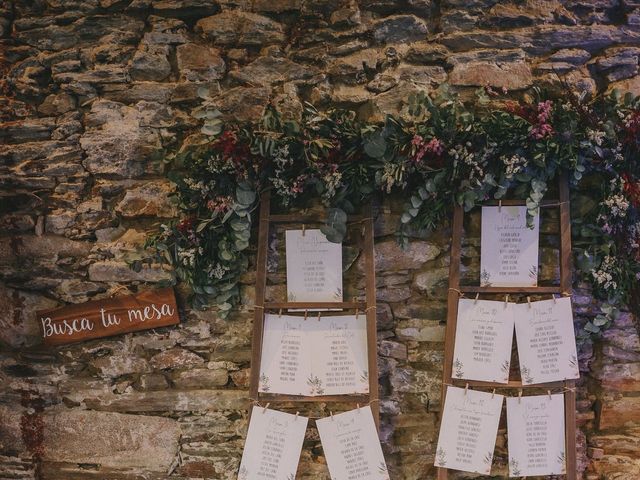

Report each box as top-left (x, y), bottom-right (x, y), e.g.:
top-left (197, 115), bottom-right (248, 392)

top-left (302, 224), bottom-right (306, 236)
top-left (464, 383), bottom-right (469, 396)
top-left (304, 309), bottom-right (308, 320)
top-left (356, 403), bottom-right (361, 412)
top-left (263, 402), bottom-right (270, 413)
top-left (317, 312), bottom-right (322, 321)
top-left (527, 296), bottom-right (532, 308)
top-left (330, 411), bottom-right (334, 421)
top-left (295, 411), bottom-right (300, 420)
top-left (552, 294), bottom-right (557, 304)
top-left (474, 292), bottom-right (480, 304)
top-left (498, 200), bottom-right (502, 212)
top-left (491, 388), bottom-right (496, 399)
top-left (504, 294), bottom-right (509, 307)
top-left (279, 308), bottom-right (282, 318)
top-left (518, 390), bottom-right (523, 404)
top-left (548, 390), bottom-right (552, 400)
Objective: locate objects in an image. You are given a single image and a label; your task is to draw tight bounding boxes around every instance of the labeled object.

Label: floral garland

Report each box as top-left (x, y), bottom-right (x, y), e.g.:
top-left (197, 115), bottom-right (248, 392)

top-left (141, 85), bottom-right (639, 337)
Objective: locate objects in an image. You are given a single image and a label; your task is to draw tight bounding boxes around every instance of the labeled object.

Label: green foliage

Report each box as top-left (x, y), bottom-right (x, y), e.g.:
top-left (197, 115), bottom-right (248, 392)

top-left (143, 85), bottom-right (640, 333)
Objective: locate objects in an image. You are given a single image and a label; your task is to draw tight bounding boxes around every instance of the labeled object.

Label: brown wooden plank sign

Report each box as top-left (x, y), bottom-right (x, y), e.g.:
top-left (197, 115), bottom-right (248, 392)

top-left (37, 287), bottom-right (179, 346)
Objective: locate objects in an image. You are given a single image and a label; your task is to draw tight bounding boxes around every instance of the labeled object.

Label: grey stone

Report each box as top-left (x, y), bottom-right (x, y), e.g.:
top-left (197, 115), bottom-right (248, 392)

top-left (171, 368), bottom-right (229, 388)
top-left (373, 15), bottom-right (428, 44)
top-left (205, 86), bottom-right (270, 122)
top-left (115, 181), bottom-right (178, 218)
top-left (80, 100), bottom-right (162, 178)
top-left (150, 348), bottom-right (205, 370)
top-left (359, 239), bottom-right (441, 271)
top-left (548, 48), bottom-right (591, 65)
top-left (38, 93), bottom-right (76, 115)
top-left (448, 49), bottom-right (533, 90)
top-left (440, 25), bottom-right (640, 56)
top-left (152, 0), bottom-right (220, 18)
top-left (196, 11), bottom-right (286, 46)
top-left (83, 389), bottom-right (246, 412)
top-left (130, 46), bottom-right (172, 81)
top-left (90, 355), bottom-right (151, 378)
top-left (88, 261), bottom-right (172, 282)
top-left (176, 43), bottom-right (226, 81)
top-left (0, 407), bottom-right (180, 471)
top-left (231, 56), bottom-right (318, 86)
top-left (0, 284), bottom-right (58, 348)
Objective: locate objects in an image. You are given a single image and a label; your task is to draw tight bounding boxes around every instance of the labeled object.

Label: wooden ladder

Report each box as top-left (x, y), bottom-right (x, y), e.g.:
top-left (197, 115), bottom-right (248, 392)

top-left (437, 173), bottom-right (577, 479)
top-left (248, 191), bottom-right (380, 428)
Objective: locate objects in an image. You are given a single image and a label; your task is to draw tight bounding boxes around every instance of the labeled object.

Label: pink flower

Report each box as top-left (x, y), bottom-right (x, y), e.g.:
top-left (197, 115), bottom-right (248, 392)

top-left (529, 101), bottom-right (554, 139)
top-left (411, 135), bottom-right (444, 163)
top-left (531, 123), bottom-right (554, 139)
top-left (425, 138), bottom-right (445, 156)
top-left (291, 175), bottom-right (307, 194)
top-left (207, 196), bottom-right (233, 214)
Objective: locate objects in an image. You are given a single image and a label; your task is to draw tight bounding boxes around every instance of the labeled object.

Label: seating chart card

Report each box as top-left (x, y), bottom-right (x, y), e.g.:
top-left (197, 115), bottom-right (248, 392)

top-left (435, 386), bottom-right (504, 475)
top-left (507, 394), bottom-right (566, 477)
top-left (259, 314), bottom-right (369, 396)
top-left (238, 407), bottom-right (308, 480)
top-left (316, 406), bottom-right (389, 480)
top-left (480, 206), bottom-right (539, 287)
top-left (452, 299), bottom-right (515, 383)
top-left (285, 229), bottom-right (343, 305)
top-left (514, 297), bottom-right (579, 385)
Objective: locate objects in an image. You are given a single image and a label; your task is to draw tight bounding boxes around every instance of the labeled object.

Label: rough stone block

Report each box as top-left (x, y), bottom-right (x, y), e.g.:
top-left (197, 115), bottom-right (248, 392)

top-left (196, 11), bottom-right (285, 46)
top-left (0, 407), bottom-right (179, 471)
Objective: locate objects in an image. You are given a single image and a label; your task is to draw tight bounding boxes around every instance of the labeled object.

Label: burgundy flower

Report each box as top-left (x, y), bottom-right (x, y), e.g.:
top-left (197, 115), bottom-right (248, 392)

top-left (177, 217), bottom-right (195, 234)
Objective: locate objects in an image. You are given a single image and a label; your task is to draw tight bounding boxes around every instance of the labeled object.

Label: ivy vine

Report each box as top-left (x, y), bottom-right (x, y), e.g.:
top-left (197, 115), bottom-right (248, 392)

top-left (138, 85), bottom-right (639, 338)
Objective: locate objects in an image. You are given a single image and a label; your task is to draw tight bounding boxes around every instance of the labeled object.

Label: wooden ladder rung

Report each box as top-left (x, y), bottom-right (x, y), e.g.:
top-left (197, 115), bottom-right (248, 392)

top-left (264, 301), bottom-right (366, 310)
top-left (268, 214), bottom-right (367, 223)
top-left (459, 286), bottom-right (563, 294)
top-left (257, 393), bottom-right (371, 403)
top-left (451, 379), bottom-right (567, 389)
top-left (481, 199), bottom-right (562, 208)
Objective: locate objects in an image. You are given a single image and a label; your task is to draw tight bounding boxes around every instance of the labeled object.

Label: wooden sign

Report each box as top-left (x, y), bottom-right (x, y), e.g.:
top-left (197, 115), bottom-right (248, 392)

top-left (37, 287), bottom-right (179, 346)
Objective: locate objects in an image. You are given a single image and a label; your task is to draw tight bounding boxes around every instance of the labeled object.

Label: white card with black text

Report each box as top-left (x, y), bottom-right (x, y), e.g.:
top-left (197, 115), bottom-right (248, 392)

top-left (452, 299), bottom-right (515, 383)
top-left (238, 407), bottom-right (308, 480)
top-left (285, 229), bottom-right (342, 306)
top-left (434, 386), bottom-right (504, 475)
top-left (507, 394), bottom-right (566, 477)
top-left (259, 314), bottom-right (369, 396)
top-left (481, 206), bottom-right (539, 287)
top-left (316, 406), bottom-right (389, 480)
top-left (514, 297), bottom-right (579, 385)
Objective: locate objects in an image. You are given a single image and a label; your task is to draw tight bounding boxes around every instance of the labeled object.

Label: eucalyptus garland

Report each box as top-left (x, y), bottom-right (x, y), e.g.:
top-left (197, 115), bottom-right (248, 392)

top-left (141, 85), bottom-right (639, 337)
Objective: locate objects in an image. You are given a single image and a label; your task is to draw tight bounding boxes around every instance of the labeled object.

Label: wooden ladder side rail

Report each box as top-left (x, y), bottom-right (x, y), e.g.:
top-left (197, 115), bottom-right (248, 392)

top-left (437, 203), bottom-right (464, 480)
top-left (560, 172), bottom-right (577, 480)
top-left (248, 191), bottom-right (272, 422)
top-left (363, 203), bottom-right (380, 428)
top-left (247, 193), bottom-right (380, 429)
top-left (437, 173), bottom-right (577, 479)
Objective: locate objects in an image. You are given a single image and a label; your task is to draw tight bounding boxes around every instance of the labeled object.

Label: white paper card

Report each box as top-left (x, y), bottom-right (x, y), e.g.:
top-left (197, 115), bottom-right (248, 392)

top-left (507, 394), bottom-right (566, 477)
top-left (286, 229), bottom-right (343, 305)
top-left (452, 299), bottom-right (515, 383)
top-left (259, 314), bottom-right (309, 396)
top-left (435, 386), bottom-right (504, 475)
top-left (238, 407), bottom-right (308, 480)
top-left (316, 406), bottom-right (389, 480)
top-left (481, 206), bottom-right (539, 287)
top-left (259, 314), bottom-right (369, 396)
top-left (514, 297), bottom-right (579, 385)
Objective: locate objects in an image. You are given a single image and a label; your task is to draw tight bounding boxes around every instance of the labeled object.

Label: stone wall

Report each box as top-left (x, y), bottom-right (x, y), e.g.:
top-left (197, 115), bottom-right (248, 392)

top-left (1, 0), bottom-right (640, 478)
